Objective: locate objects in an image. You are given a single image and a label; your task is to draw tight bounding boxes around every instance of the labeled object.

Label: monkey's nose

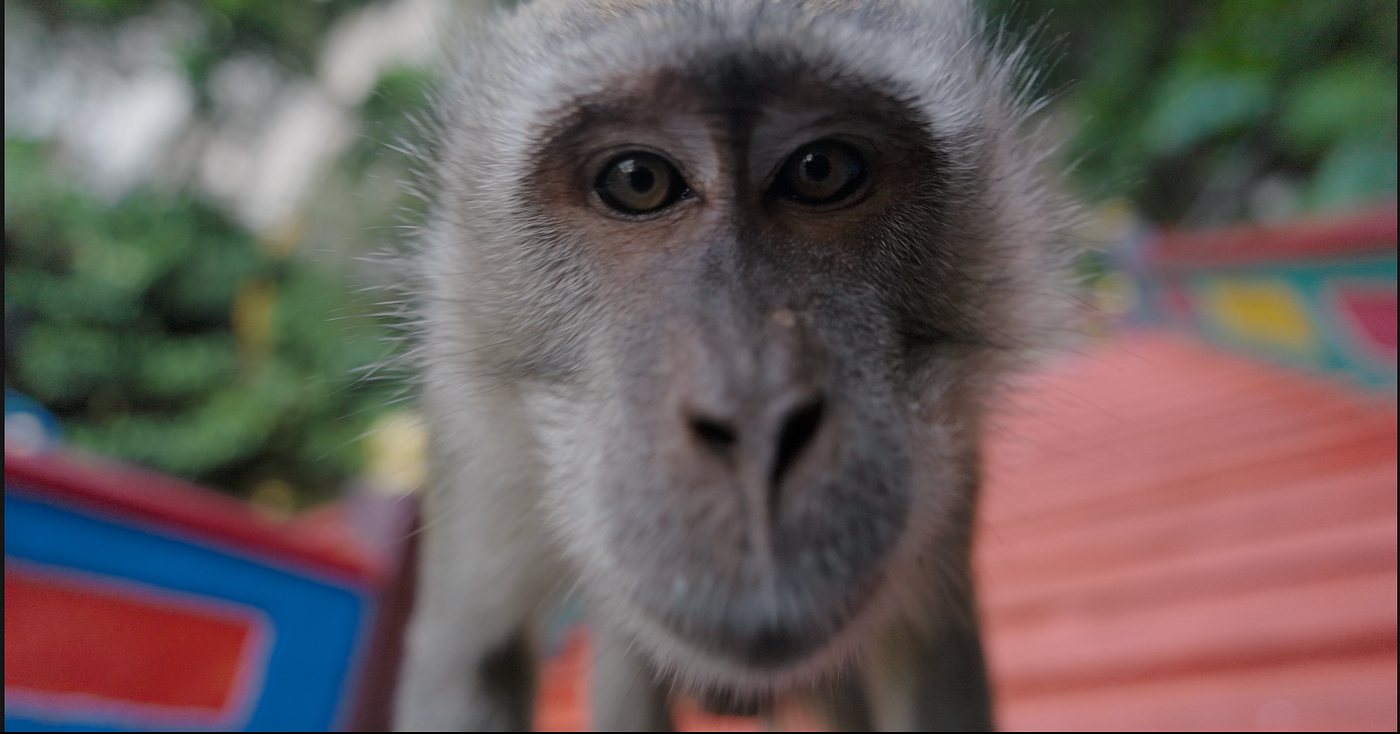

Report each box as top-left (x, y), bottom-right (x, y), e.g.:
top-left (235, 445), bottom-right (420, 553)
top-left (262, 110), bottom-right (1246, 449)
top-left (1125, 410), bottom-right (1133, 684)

top-left (686, 391), bottom-right (827, 494)
top-left (679, 309), bottom-right (831, 528)
top-left (689, 413), bottom-right (739, 452)
top-left (769, 397), bottom-right (824, 489)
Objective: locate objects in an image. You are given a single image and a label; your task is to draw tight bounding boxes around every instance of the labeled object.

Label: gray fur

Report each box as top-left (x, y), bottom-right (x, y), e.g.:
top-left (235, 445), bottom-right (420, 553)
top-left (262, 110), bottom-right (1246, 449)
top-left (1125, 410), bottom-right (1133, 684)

top-left (394, 0), bottom-right (1074, 730)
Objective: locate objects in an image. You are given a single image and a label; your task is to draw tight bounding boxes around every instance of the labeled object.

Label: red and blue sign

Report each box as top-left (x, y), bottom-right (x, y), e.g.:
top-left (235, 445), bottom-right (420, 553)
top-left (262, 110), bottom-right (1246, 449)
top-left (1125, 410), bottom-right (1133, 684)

top-left (4, 453), bottom-right (414, 731)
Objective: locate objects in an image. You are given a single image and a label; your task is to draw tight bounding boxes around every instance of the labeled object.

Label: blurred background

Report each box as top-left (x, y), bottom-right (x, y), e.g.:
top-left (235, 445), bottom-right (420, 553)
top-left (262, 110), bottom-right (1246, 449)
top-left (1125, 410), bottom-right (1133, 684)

top-left (4, 0), bottom-right (466, 511)
top-left (3, 0), bottom-right (1396, 731)
top-left (4, 0), bottom-right (1394, 506)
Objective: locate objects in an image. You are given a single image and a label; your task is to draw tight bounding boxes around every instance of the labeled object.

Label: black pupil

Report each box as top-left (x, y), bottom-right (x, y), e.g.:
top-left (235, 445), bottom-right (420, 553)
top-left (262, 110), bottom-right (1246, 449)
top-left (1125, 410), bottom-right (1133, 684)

top-left (628, 164), bottom-right (655, 193)
top-left (801, 154), bottom-right (832, 182)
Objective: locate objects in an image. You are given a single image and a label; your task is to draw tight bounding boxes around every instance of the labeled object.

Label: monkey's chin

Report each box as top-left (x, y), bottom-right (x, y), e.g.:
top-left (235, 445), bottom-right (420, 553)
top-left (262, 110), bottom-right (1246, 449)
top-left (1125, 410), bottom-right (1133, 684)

top-left (697, 587), bottom-right (876, 672)
top-left (631, 569), bottom-right (887, 695)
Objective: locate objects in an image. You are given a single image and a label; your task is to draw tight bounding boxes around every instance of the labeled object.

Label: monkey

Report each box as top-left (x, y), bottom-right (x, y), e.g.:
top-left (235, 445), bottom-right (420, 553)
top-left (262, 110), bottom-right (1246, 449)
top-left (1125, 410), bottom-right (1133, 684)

top-left (392, 0), bottom-right (1073, 730)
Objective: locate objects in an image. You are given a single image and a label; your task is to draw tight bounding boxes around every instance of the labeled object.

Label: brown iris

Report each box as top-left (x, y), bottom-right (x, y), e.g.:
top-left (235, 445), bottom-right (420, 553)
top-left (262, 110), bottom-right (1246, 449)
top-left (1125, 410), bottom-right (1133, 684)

top-left (596, 152), bottom-right (688, 214)
top-left (775, 140), bottom-right (866, 205)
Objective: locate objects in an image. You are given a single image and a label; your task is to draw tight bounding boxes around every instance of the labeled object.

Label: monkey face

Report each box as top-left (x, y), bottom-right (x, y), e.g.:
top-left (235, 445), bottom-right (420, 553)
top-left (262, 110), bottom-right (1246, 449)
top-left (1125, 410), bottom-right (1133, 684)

top-left (495, 67), bottom-right (1001, 686)
top-left (420, 0), bottom-right (1065, 700)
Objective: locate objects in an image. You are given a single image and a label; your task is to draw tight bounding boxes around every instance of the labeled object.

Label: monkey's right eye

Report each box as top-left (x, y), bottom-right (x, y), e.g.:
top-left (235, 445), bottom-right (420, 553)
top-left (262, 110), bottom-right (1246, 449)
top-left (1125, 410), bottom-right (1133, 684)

top-left (595, 152), bottom-right (688, 215)
top-left (772, 140), bottom-right (867, 206)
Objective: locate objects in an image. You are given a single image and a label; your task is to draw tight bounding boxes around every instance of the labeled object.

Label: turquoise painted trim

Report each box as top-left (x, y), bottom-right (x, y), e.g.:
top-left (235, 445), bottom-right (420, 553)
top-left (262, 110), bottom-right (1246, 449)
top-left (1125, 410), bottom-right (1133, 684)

top-left (1137, 254), bottom-right (1396, 390)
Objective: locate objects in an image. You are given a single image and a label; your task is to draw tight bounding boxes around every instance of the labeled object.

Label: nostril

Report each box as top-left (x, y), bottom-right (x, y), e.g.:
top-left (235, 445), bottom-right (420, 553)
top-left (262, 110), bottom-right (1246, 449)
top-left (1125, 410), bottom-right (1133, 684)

top-left (770, 398), bottom-right (823, 491)
top-left (690, 415), bottom-right (738, 452)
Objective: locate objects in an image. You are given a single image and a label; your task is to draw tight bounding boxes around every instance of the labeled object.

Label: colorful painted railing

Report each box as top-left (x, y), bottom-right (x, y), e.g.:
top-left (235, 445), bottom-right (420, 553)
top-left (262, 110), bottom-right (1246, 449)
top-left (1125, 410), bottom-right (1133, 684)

top-left (3, 451), bottom-right (416, 731)
top-left (1122, 204), bottom-right (1397, 389)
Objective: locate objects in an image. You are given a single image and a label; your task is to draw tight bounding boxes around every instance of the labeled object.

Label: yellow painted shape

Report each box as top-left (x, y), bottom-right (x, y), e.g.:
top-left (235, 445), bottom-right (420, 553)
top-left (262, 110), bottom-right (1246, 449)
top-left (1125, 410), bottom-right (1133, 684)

top-left (232, 279), bottom-right (277, 360)
top-left (249, 478), bottom-right (297, 520)
top-left (366, 410), bottom-right (428, 495)
top-left (1201, 278), bottom-right (1320, 356)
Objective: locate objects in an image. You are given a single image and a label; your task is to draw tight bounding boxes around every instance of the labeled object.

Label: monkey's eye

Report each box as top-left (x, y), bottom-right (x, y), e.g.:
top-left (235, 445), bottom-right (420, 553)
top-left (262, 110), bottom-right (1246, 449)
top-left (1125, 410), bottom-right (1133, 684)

top-left (774, 140), bottom-right (866, 205)
top-left (595, 152), bottom-right (688, 215)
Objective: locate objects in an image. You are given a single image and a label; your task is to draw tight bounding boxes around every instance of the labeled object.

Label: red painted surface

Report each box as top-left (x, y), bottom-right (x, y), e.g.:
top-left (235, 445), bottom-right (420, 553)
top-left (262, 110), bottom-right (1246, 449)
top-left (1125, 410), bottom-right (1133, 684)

top-left (4, 567), bottom-right (260, 718)
top-left (1153, 204), bottom-right (1396, 267)
top-left (1161, 281), bottom-right (1195, 321)
top-left (532, 628), bottom-right (590, 733)
top-left (980, 331), bottom-right (1397, 731)
top-left (1337, 288), bottom-right (1399, 355)
top-left (532, 331), bottom-right (1398, 730)
top-left (4, 452), bottom-right (379, 585)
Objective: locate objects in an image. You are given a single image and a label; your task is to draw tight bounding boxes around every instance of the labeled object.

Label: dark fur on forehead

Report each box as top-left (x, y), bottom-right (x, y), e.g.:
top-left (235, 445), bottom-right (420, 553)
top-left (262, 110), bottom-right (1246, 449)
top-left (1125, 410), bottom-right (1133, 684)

top-left (537, 56), bottom-right (930, 148)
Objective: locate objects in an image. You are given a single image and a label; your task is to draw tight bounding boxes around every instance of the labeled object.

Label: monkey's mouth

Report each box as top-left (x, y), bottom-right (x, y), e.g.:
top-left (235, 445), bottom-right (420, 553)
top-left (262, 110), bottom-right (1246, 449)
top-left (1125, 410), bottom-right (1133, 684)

top-left (705, 619), bottom-right (824, 670)
top-left (650, 569), bottom-right (884, 671)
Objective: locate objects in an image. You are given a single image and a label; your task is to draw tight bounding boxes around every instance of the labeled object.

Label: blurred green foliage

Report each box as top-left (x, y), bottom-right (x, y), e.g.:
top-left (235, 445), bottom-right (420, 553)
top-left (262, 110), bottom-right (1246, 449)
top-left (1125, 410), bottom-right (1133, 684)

top-left (4, 138), bottom-right (402, 504)
top-left (5, 0), bottom-right (425, 504)
top-left (987, 0), bottom-right (1397, 224)
top-left (27, 0), bottom-right (373, 104)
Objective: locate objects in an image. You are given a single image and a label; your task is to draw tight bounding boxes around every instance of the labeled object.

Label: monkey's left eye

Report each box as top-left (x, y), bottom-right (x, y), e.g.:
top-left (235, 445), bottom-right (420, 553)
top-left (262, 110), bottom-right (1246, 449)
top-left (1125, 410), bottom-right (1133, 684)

top-left (773, 140), bottom-right (866, 206)
top-left (595, 152), bottom-right (689, 215)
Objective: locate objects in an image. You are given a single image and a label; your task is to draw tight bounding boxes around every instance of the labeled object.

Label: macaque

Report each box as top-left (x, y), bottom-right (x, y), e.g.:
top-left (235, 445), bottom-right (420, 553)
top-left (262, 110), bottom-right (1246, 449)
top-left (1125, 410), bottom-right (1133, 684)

top-left (395, 1), bottom-right (1072, 729)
